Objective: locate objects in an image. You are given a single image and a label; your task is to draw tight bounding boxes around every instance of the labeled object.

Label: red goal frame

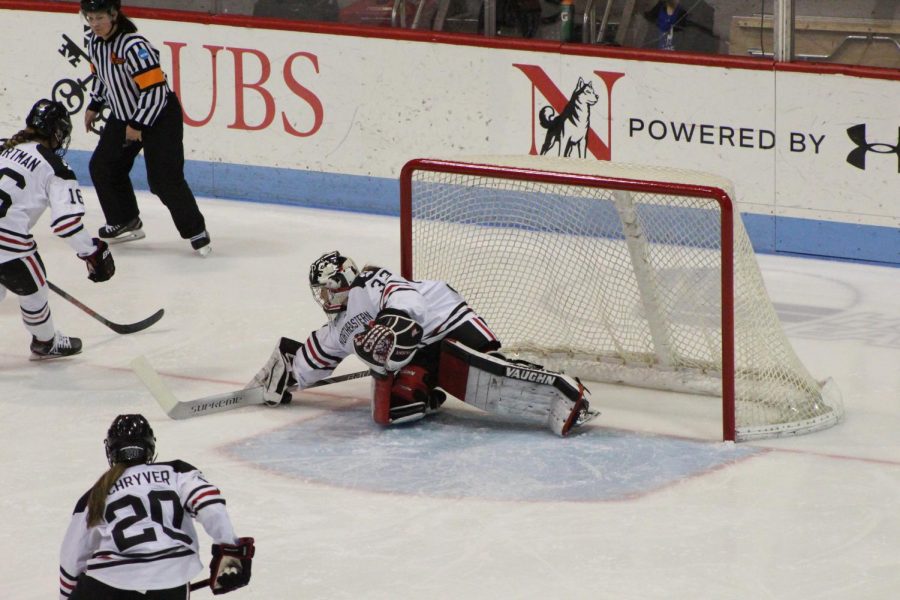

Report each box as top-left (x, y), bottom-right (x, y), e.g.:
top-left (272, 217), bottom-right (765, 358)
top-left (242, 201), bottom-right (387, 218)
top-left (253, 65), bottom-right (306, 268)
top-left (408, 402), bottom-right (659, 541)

top-left (399, 158), bottom-right (740, 441)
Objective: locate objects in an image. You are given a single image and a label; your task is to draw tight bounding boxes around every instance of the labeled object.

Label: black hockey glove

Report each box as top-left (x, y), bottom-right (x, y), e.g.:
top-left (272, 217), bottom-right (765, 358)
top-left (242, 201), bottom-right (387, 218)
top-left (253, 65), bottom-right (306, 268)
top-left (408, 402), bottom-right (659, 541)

top-left (80, 238), bottom-right (115, 282)
top-left (209, 537), bottom-right (255, 595)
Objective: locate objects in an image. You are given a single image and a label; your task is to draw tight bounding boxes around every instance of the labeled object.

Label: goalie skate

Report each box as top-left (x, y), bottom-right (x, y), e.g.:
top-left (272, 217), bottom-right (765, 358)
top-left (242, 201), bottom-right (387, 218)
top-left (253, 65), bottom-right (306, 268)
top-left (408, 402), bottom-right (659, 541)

top-left (576, 404), bottom-right (601, 427)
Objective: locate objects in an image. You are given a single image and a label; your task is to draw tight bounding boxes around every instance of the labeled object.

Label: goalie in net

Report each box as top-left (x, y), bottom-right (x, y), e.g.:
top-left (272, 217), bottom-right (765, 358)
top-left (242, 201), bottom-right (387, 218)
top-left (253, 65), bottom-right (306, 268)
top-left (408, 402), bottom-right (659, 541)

top-left (248, 250), bottom-right (598, 436)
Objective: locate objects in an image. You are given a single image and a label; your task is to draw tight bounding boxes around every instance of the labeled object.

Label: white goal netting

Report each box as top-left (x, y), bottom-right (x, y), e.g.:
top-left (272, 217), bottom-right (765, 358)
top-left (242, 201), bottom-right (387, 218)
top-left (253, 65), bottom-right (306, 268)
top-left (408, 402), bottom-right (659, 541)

top-left (401, 156), bottom-right (843, 441)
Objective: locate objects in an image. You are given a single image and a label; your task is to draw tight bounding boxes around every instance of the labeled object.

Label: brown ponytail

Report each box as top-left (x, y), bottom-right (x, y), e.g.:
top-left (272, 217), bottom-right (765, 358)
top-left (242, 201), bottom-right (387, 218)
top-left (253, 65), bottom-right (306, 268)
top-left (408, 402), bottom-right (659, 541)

top-left (86, 463), bottom-right (127, 527)
top-left (1, 129), bottom-right (41, 151)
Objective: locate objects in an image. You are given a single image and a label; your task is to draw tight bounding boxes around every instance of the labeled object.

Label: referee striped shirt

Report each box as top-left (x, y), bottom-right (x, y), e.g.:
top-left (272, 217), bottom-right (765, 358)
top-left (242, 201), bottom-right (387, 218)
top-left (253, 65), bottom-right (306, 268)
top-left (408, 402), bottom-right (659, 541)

top-left (86, 26), bottom-right (170, 130)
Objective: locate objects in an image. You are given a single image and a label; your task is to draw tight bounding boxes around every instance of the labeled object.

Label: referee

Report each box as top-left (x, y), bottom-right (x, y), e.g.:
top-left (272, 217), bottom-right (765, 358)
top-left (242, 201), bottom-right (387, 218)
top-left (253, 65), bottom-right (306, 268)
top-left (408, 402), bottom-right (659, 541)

top-left (81, 0), bottom-right (211, 256)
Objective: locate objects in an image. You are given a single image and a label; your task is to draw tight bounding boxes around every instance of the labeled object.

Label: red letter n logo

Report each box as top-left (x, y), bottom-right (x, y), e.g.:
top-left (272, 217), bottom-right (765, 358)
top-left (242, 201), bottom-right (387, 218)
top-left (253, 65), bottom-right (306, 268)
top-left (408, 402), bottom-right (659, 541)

top-left (513, 65), bottom-right (624, 160)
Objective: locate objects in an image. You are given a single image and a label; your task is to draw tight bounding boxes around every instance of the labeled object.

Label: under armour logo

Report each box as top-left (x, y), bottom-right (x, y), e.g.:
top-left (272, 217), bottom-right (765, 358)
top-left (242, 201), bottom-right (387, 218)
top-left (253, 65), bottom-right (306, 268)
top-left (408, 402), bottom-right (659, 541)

top-left (846, 124), bottom-right (900, 172)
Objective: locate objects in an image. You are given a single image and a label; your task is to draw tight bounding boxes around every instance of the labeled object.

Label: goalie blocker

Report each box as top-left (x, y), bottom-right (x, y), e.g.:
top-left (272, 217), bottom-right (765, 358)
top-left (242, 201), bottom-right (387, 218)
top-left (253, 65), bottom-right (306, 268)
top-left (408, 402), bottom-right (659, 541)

top-left (437, 339), bottom-right (599, 436)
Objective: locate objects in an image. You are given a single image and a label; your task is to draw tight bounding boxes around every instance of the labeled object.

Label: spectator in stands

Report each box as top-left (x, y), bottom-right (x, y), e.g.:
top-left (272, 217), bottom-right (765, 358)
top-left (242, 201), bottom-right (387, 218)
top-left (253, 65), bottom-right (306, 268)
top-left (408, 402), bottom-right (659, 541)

top-left (253, 0), bottom-right (340, 22)
top-left (643, 0), bottom-right (687, 50)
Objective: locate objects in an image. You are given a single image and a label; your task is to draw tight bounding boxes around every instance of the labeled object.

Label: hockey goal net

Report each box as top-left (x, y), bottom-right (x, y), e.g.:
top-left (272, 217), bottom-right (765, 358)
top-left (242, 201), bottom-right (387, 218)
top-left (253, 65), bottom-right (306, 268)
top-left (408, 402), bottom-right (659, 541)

top-left (399, 156), bottom-right (843, 441)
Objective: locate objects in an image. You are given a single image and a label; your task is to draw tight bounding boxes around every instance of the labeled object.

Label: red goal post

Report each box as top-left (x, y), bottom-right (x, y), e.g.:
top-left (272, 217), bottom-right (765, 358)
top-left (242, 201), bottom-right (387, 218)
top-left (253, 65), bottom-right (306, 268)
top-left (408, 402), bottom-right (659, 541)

top-left (399, 156), bottom-right (842, 442)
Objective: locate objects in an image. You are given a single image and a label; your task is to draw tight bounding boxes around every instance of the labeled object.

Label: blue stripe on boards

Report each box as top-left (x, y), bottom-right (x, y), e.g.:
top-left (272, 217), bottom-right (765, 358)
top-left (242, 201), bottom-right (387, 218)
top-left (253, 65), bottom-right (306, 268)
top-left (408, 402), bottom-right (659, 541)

top-left (776, 217), bottom-right (900, 265)
top-left (63, 150), bottom-right (898, 266)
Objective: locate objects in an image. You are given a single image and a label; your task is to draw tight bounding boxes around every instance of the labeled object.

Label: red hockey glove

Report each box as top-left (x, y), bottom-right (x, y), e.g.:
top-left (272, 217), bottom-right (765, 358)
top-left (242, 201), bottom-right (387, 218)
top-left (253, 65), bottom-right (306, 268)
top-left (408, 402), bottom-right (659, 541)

top-left (80, 238), bottom-right (115, 282)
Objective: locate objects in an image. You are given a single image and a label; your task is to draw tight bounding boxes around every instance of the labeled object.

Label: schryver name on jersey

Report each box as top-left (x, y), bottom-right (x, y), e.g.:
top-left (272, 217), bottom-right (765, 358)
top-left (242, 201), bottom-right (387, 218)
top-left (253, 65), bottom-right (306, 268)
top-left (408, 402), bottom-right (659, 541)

top-left (0, 141), bottom-right (94, 263)
top-left (58, 460), bottom-right (237, 597)
top-left (291, 267), bottom-right (496, 388)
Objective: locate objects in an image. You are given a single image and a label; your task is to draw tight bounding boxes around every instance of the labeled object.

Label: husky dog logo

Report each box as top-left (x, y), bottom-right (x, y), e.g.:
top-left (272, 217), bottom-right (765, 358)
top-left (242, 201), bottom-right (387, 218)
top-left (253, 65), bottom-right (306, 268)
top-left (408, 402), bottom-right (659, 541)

top-left (539, 77), bottom-right (599, 157)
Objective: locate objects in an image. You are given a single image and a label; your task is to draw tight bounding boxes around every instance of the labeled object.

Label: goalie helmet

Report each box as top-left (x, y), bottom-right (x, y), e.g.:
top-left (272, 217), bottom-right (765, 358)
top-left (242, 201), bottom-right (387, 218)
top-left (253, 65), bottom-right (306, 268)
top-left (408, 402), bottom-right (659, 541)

top-left (25, 99), bottom-right (72, 157)
top-left (81, 0), bottom-right (121, 12)
top-left (309, 250), bottom-right (359, 317)
top-left (105, 414), bottom-right (156, 467)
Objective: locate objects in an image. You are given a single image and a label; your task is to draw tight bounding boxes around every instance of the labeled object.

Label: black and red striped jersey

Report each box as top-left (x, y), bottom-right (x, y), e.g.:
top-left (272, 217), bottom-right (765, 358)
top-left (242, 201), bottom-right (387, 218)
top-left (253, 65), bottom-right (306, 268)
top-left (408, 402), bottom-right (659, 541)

top-left (85, 26), bottom-right (170, 129)
top-left (0, 141), bottom-right (94, 263)
top-left (59, 460), bottom-right (238, 598)
top-left (291, 267), bottom-right (497, 387)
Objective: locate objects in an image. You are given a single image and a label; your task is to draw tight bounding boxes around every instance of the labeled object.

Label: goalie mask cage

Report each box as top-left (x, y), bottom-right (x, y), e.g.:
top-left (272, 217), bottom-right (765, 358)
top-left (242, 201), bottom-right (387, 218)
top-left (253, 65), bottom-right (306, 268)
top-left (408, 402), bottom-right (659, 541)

top-left (399, 157), bottom-right (843, 442)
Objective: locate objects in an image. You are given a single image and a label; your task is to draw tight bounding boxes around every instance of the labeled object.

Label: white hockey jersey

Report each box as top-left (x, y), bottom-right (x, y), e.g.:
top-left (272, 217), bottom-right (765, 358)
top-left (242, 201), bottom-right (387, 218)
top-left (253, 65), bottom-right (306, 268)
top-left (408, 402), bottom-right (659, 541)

top-left (291, 267), bottom-right (496, 388)
top-left (0, 141), bottom-right (94, 264)
top-left (59, 461), bottom-right (238, 598)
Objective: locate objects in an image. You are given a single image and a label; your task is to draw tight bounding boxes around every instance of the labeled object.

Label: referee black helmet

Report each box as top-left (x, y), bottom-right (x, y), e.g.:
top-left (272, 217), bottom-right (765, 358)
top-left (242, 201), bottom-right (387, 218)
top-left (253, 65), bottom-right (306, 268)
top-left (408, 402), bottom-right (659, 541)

top-left (81, 0), bottom-right (121, 12)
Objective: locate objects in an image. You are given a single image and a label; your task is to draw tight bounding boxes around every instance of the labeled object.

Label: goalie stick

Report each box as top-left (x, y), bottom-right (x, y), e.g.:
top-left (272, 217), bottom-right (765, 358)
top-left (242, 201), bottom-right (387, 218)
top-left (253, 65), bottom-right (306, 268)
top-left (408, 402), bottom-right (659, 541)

top-left (48, 281), bottom-right (164, 334)
top-left (130, 355), bottom-right (371, 419)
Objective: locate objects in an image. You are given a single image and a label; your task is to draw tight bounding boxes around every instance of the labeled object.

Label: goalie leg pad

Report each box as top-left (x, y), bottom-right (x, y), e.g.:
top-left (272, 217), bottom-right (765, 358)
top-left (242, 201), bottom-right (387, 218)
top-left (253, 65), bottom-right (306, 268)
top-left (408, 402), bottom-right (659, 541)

top-left (438, 339), bottom-right (599, 436)
top-left (371, 366), bottom-right (433, 426)
top-left (393, 365), bottom-right (431, 405)
top-left (371, 373), bottom-right (393, 425)
top-left (209, 537), bottom-right (255, 595)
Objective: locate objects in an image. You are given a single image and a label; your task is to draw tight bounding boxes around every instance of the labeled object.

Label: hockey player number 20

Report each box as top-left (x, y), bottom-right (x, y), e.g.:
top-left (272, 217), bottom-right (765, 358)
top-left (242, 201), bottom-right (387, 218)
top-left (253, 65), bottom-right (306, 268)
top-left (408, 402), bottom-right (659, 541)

top-left (106, 490), bottom-right (192, 551)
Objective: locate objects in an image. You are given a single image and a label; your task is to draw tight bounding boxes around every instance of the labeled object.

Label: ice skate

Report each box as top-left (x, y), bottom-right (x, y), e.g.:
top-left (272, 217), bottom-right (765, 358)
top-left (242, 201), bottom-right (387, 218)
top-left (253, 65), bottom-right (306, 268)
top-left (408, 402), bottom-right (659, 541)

top-left (30, 333), bottom-right (82, 361)
top-left (99, 217), bottom-right (145, 244)
top-left (574, 398), bottom-right (601, 428)
top-left (191, 230), bottom-right (212, 257)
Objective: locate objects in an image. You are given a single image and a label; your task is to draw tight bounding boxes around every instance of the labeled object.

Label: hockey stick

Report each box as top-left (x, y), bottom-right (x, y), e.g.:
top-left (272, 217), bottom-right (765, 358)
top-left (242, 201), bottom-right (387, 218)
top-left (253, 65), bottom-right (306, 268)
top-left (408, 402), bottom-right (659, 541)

top-left (47, 281), bottom-right (164, 334)
top-left (130, 355), bottom-right (371, 420)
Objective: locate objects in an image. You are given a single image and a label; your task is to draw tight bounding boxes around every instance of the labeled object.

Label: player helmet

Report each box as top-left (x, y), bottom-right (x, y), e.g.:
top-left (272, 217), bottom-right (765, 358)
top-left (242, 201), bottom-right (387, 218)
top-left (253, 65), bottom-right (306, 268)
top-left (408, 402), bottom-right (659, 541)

top-left (104, 414), bottom-right (156, 467)
top-left (26, 99), bottom-right (72, 156)
top-left (81, 0), bottom-right (121, 12)
top-left (309, 250), bottom-right (359, 317)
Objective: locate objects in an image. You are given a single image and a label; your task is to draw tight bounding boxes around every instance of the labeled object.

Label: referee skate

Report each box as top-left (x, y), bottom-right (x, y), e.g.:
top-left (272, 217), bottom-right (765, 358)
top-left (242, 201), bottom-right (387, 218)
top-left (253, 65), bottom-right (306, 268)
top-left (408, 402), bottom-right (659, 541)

top-left (99, 216), bottom-right (145, 244)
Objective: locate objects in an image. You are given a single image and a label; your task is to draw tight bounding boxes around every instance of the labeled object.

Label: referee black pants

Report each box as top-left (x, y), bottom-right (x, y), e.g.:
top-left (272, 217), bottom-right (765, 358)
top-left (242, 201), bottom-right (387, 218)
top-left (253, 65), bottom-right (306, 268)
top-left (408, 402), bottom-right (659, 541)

top-left (89, 93), bottom-right (206, 239)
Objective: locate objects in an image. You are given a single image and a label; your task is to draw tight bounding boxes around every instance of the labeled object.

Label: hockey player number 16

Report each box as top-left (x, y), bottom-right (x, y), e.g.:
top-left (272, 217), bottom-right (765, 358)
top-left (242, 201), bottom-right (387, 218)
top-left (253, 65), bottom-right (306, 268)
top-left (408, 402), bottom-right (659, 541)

top-left (106, 490), bottom-right (193, 551)
top-left (0, 167), bottom-right (27, 219)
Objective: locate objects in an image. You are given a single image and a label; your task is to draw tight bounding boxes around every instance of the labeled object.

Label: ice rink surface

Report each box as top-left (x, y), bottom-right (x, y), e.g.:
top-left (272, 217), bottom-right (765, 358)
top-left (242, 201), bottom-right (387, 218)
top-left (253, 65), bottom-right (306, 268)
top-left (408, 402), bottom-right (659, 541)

top-left (1, 192), bottom-right (898, 599)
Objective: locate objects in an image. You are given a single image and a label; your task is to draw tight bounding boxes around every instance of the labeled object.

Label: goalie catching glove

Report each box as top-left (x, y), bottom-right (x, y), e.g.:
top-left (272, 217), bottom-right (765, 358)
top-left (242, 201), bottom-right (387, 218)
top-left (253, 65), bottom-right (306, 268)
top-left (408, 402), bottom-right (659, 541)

top-left (209, 537), bottom-right (255, 595)
top-left (247, 337), bottom-right (300, 405)
top-left (353, 309), bottom-right (423, 375)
